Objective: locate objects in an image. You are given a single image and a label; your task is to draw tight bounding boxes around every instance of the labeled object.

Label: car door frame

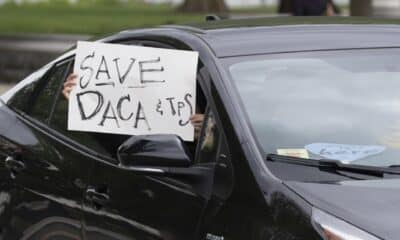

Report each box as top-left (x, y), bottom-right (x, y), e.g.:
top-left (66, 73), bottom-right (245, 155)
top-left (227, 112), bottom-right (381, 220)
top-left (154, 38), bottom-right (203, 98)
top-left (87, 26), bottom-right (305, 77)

top-left (0, 57), bottom-right (96, 240)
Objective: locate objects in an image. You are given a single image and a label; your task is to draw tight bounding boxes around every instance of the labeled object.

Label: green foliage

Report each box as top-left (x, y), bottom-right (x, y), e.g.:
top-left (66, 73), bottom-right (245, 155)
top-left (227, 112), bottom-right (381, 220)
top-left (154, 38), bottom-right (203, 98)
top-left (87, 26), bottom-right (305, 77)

top-left (0, 1), bottom-right (202, 35)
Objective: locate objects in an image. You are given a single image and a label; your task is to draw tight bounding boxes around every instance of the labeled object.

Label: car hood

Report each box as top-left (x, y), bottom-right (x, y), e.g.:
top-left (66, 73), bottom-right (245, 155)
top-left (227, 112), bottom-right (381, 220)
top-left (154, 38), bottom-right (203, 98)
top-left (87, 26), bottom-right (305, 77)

top-left (286, 178), bottom-right (400, 240)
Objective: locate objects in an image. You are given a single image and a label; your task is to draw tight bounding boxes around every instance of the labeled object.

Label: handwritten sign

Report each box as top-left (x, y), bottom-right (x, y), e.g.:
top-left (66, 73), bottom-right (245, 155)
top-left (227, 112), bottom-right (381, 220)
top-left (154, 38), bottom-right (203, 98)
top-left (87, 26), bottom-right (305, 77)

top-left (68, 41), bottom-right (198, 141)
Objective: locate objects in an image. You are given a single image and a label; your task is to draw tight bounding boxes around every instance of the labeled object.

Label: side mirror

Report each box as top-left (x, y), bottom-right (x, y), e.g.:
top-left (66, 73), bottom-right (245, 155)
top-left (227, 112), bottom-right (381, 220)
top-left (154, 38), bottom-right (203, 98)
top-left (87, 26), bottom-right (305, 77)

top-left (117, 134), bottom-right (193, 168)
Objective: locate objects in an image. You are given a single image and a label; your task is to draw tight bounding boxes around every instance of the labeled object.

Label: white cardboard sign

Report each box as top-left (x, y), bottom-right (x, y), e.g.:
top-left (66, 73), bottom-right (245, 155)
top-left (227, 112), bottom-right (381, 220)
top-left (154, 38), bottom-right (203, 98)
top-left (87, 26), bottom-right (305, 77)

top-left (68, 41), bottom-right (198, 141)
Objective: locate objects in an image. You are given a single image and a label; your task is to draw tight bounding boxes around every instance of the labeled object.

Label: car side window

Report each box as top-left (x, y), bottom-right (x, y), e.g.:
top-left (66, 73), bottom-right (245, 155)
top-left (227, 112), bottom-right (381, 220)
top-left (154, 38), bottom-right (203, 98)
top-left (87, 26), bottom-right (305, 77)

top-left (29, 61), bottom-right (70, 123)
top-left (50, 61), bottom-right (128, 158)
top-left (196, 108), bottom-right (226, 164)
top-left (6, 66), bottom-right (50, 113)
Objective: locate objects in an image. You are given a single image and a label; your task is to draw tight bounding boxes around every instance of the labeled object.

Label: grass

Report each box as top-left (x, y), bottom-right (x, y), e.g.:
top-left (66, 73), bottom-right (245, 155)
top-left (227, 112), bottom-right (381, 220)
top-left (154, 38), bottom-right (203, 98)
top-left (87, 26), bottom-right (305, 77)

top-left (0, 1), bottom-right (205, 35)
top-left (0, 1), bottom-right (351, 36)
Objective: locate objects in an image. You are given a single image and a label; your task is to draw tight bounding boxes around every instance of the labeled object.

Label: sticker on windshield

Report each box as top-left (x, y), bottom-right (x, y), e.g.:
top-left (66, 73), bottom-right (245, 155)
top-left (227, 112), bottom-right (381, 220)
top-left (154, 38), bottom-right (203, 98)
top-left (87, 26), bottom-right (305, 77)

top-left (277, 149), bottom-right (309, 159)
top-left (305, 143), bottom-right (386, 163)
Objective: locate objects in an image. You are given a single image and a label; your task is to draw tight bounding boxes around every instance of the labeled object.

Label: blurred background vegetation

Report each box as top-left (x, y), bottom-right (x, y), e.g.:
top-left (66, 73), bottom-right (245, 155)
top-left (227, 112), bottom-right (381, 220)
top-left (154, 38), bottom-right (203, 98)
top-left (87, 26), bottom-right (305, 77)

top-left (0, 0), bottom-right (283, 35)
top-left (0, 0), bottom-right (395, 87)
top-left (0, 0), bottom-right (200, 35)
top-left (0, 0), bottom-right (395, 36)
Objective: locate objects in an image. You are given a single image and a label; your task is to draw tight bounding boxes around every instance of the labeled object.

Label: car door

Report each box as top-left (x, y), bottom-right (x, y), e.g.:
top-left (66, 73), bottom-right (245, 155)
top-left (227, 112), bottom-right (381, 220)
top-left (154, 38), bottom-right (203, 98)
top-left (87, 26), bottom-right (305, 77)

top-left (0, 59), bottom-right (90, 240)
top-left (79, 40), bottom-right (227, 240)
top-left (0, 65), bottom-right (50, 239)
top-left (82, 107), bottom-right (230, 240)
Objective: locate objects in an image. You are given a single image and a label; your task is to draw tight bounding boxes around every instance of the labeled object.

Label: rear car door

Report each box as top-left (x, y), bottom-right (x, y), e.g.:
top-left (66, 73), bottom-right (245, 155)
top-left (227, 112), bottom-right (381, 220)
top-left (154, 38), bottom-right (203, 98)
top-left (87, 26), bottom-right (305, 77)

top-left (0, 59), bottom-right (90, 240)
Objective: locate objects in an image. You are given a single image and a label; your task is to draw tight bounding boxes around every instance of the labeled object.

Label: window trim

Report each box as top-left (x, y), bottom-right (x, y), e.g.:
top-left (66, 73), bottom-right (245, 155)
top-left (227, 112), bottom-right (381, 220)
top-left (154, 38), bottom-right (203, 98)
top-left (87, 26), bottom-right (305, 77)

top-left (20, 112), bottom-right (117, 164)
top-left (28, 58), bottom-right (73, 125)
top-left (17, 56), bottom-right (117, 164)
top-left (4, 64), bottom-right (51, 110)
top-left (48, 59), bottom-right (73, 124)
top-left (46, 57), bottom-right (123, 163)
top-left (195, 103), bottom-right (229, 165)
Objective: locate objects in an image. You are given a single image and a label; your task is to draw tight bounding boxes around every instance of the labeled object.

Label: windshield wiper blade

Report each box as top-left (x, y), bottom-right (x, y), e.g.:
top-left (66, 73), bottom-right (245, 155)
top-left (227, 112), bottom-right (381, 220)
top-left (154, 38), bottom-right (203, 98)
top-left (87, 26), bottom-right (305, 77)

top-left (267, 154), bottom-right (400, 177)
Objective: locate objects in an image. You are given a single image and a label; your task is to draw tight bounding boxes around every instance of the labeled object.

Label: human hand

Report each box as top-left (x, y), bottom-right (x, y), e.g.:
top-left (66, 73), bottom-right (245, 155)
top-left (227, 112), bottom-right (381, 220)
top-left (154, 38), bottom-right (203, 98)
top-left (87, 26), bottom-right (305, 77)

top-left (190, 114), bottom-right (204, 139)
top-left (62, 73), bottom-right (77, 100)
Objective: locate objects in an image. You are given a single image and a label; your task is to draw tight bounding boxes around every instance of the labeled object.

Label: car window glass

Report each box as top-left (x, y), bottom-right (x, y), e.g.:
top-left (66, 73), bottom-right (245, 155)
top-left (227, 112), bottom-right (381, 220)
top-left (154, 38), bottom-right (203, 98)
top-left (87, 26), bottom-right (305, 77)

top-left (8, 82), bottom-right (37, 113)
top-left (226, 49), bottom-right (400, 167)
top-left (29, 62), bottom-right (69, 123)
top-left (6, 66), bottom-right (50, 113)
top-left (50, 63), bottom-right (128, 158)
top-left (196, 110), bottom-right (221, 163)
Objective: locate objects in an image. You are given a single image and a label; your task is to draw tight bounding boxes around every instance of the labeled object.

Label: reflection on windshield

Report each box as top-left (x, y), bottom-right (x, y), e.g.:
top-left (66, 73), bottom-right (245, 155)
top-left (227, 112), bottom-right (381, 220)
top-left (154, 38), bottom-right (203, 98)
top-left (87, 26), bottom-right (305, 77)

top-left (227, 49), bottom-right (400, 167)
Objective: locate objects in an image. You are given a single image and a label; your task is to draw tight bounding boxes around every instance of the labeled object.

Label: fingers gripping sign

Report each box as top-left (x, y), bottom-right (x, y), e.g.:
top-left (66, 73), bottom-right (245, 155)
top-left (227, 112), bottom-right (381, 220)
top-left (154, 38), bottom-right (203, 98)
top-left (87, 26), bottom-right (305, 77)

top-left (63, 74), bottom-right (77, 100)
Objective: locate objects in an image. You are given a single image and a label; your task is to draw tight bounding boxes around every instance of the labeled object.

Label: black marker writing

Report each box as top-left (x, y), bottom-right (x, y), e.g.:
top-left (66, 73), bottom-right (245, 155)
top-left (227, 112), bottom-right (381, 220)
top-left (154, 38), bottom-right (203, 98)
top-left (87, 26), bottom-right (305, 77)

top-left (139, 57), bottom-right (165, 84)
top-left (79, 52), bottom-right (95, 89)
top-left (117, 95), bottom-right (133, 121)
top-left (134, 102), bottom-right (151, 130)
top-left (166, 97), bottom-right (176, 115)
top-left (99, 101), bottom-right (120, 128)
top-left (96, 55), bottom-right (111, 80)
top-left (157, 94), bottom-right (194, 126)
top-left (95, 82), bottom-right (115, 87)
top-left (76, 91), bottom-right (103, 120)
top-left (114, 57), bottom-right (136, 84)
top-left (179, 93), bottom-right (193, 126)
top-left (156, 99), bottom-right (163, 116)
top-left (177, 101), bottom-right (185, 117)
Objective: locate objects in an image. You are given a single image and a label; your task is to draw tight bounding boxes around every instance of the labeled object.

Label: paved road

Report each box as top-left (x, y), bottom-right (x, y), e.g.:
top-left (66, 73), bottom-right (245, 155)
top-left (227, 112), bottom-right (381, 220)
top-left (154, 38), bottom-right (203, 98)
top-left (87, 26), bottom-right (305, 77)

top-left (0, 34), bottom-right (91, 52)
top-left (0, 83), bottom-right (13, 95)
top-left (0, 34), bottom-right (91, 83)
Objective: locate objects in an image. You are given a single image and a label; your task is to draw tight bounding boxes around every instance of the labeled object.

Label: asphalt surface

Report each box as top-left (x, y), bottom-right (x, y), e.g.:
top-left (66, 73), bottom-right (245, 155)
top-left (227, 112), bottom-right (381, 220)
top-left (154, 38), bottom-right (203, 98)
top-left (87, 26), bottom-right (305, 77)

top-left (0, 33), bottom-right (91, 84)
top-left (0, 34), bottom-right (91, 53)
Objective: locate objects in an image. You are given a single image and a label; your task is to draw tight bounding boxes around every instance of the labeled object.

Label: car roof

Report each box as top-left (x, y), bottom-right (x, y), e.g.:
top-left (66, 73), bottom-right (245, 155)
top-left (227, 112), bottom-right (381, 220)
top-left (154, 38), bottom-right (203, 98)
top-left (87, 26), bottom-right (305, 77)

top-left (162, 17), bottom-right (400, 58)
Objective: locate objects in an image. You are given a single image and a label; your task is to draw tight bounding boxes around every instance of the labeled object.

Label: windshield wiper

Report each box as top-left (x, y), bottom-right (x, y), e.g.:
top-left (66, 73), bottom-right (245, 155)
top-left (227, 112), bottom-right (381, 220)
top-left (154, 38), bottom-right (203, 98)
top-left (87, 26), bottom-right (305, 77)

top-left (267, 154), bottom-right (400, 178)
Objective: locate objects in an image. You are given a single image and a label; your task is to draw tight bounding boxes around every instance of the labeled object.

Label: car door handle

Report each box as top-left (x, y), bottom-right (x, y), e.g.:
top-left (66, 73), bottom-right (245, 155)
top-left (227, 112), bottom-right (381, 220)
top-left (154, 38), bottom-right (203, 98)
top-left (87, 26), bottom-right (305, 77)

top-left (5, 156), bottom-right (25, 174)
top-left (85, 187), bottom-right (110, 208)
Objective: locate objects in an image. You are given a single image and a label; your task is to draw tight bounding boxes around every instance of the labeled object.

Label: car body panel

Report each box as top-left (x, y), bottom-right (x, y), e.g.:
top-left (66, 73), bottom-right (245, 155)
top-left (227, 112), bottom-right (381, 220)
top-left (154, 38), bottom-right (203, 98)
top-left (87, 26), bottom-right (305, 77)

top-left (0, 103), bottom-right (91, 239)
top-left (200, 25), bottom-right (400, 57)
top-left (287, 179), bottom-right (400, 240)
top-left (83, 160), bottom-right (211, 240)
top-left (185, 16), bottom-right (400, 30)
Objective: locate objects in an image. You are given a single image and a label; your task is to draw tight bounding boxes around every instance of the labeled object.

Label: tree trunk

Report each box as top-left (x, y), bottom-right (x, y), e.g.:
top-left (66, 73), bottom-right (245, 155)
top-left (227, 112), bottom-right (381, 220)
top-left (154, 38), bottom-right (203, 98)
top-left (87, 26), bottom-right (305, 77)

top-left (179, 0), bottom-right (229, 14)
top-left (278, 0), bottom-right (292, 14)
top-left (350, 0), bottom-right (373, 16)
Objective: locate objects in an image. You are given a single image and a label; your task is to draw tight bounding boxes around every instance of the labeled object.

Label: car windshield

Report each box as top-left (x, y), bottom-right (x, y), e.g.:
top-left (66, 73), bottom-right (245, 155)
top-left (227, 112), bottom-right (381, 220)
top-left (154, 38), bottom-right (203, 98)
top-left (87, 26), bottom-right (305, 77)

top-left (225, 48), bottom-right (400, 168)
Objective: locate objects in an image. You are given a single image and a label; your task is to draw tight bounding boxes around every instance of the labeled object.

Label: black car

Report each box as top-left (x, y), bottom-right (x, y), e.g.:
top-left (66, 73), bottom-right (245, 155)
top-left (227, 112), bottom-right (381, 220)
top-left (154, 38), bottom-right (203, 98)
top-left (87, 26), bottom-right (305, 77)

top-left (1, 17), bottom-right (400, 240)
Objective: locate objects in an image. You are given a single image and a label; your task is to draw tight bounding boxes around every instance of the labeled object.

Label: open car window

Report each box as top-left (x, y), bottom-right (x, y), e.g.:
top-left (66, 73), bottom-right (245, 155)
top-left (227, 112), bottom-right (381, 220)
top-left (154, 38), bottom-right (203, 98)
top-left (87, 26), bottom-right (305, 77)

top-left (49, 59), bottom-right (128, 158)
top-left (29, 60), bottom-right (71, 123)
top-left (45, 40), bottom-right (208, 160)
top-left (5, 66), bottom-right (50, 114)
